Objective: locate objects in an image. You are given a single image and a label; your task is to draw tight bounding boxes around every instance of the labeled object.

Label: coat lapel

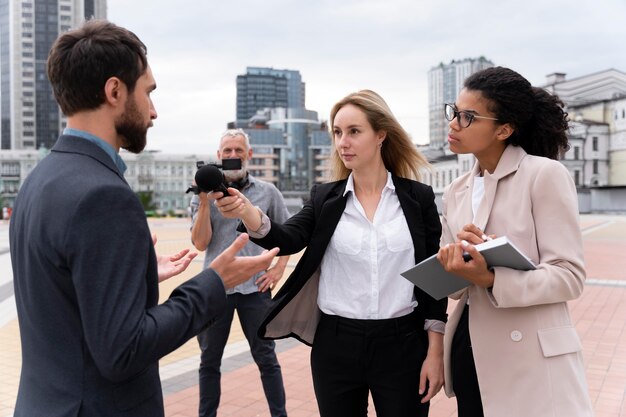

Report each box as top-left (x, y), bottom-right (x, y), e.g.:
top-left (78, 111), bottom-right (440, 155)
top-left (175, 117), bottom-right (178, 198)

top-left (314, 181), bottom-right (348, 251)
top-left (454, 165), bottom-right (479, 232)
top-left (394, 177), bottom-right (422, 263)
top-left (474, 145), bottom-right (527, 231)
top-left (52, 135), bottom-right (128, 183)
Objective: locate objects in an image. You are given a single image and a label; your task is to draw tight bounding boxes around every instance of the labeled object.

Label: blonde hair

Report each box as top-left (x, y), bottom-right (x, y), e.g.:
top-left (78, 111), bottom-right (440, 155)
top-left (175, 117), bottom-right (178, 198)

top-left (329, 89), bottom-right (429, 181)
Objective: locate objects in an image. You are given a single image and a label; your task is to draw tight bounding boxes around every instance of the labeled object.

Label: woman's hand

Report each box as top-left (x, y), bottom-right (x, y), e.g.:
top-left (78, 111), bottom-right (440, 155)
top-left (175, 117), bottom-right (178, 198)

top-left (420, 332), bottom-right (444, 403)
top-left (456, 223), bottom-right (496, 244)
top-left (213, 188), bottom-right (263, 231)
top-left (255, 262), bottom-right (285, 292)
top-left (437, 241), bottom-right (495, 288)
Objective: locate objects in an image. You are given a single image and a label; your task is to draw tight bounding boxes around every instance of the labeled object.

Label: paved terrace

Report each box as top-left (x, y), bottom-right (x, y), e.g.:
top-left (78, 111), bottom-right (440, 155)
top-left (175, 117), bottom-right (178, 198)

top-left (0, 214), bottom-right (625, 417)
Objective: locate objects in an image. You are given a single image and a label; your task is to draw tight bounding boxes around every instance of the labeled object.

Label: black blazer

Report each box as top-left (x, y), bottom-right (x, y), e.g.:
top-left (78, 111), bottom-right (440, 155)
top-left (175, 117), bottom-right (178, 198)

top-left (10, 135), bottom-right (227, 417)
top-left (242, 176), bottom-right (446, 346)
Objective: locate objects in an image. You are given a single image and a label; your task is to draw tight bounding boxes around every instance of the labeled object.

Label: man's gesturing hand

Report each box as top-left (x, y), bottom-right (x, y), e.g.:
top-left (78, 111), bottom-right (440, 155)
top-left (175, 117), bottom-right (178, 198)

top-left (210, 233), bottom-right (280, 289)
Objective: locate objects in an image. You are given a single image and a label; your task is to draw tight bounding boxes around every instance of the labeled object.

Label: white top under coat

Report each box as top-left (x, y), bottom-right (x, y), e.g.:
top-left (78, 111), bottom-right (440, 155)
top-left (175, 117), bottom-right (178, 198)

top-left (318, 172), bottom-right (418, 320)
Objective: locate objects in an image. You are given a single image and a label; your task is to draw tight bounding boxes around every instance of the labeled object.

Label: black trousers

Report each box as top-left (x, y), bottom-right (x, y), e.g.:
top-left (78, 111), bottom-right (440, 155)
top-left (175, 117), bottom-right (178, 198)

top-left (310, 311), bottom-right (429, 417)
top-left (451, 304), bottom-right (485, 417)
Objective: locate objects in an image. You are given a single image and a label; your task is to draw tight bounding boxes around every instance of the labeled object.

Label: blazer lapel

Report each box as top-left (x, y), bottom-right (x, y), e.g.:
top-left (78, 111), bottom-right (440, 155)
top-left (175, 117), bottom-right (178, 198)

top-left (474, 145), bottom-right (527, 231)
top-left (314, 181), bottom-right (348, 249)
top-left (52, 135), bottom-right (128, 183)
top-left (394, 177), bottom-right (422, 263)
top-left (454, 166), bottom-right (478, 231)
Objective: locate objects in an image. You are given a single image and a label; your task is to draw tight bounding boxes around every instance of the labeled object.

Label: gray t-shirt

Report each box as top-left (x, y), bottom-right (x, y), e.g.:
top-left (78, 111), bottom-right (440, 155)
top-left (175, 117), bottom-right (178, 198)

top-left (190, 175), bottom-right (290, 294)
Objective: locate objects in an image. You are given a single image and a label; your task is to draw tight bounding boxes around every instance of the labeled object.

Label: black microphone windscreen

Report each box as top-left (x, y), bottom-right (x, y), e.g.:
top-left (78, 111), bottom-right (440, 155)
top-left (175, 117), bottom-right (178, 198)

top-left (195, 165), bottom-right (227, 194)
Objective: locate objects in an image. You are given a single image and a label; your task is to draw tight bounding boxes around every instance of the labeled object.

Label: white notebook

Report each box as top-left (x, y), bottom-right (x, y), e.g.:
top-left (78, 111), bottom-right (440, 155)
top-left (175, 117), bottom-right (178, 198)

top-left (401, 236), bottom-right (536, 300)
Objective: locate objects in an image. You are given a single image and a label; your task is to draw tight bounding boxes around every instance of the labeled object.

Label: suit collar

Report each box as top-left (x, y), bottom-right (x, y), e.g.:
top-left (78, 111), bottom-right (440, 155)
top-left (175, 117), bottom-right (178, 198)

top-left (52, 135), bottom-right (126, 181)
top-left (458, 145), bottom-right (528, 230)
top-left (392, 176), bottom-right (424, 263)
top-left (463, 145), bottom-right (527, 188)
top-left (487, 144), bottom-right (527, 180)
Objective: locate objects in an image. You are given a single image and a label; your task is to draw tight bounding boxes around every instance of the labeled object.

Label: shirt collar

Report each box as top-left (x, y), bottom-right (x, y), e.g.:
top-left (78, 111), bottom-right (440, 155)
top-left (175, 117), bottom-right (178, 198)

top-left (343, 171), bottom-right (394, 197)
top-left (63, 128), bottom-right (127, 174)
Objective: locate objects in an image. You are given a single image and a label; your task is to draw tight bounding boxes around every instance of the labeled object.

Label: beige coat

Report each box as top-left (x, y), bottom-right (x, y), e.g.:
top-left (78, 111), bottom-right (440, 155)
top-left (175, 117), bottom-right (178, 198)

top-left (442, 145), bottom-right (593, 417)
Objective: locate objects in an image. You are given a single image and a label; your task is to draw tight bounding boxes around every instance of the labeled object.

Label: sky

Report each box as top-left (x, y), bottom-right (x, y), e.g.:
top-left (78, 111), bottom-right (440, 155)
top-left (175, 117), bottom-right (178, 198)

top-left (107, 0), bottom-right (626, 156)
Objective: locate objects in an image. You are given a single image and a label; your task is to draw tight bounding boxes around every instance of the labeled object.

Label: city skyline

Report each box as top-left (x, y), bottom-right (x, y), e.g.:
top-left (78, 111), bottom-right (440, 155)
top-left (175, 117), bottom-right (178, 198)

top-left (103, 0), bottom-right (625, 154)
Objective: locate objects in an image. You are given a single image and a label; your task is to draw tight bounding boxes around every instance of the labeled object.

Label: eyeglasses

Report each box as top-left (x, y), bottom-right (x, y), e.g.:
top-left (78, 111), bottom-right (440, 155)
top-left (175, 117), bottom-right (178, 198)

top-left (444, 103), bottom-right (499, 128)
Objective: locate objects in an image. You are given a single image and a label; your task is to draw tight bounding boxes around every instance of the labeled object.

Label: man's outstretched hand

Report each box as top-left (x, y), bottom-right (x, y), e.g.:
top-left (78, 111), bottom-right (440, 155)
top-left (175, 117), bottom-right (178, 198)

top-left (210, 233), bottom-right (280, 289)
top-left (153, 234), bottom-right (198, 283)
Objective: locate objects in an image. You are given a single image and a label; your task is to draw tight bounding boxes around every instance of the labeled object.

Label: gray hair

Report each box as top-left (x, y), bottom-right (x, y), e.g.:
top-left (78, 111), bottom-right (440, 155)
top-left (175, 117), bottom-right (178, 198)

top-left (220, 128), bottom-right (250, 150)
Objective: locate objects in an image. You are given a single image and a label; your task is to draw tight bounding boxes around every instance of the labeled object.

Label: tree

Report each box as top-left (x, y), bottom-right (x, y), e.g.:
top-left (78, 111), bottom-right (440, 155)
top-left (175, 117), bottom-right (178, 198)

top-left (136, 191), bottom-right (156, 213)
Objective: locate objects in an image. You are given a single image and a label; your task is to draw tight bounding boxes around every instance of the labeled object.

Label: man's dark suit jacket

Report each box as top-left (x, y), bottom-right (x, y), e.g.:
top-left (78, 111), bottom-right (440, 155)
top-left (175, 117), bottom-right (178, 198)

top-left (10, 135), bottom-right (227, 417)
top-left (240, 176), bottom-right (446, 346)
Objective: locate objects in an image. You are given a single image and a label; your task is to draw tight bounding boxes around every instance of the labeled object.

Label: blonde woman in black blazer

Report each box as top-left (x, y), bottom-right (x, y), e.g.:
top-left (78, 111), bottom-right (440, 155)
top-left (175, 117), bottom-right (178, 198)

top-left (217, 90), bottom-right (446, 417)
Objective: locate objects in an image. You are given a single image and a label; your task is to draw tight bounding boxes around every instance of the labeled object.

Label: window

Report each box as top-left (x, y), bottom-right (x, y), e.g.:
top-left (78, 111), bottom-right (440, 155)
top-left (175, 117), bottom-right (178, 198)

top-left (592, 137), bottom-right (598, 152)
top-left (593, 160), bottom-right (598, 175)
top-left (574, 147), bottom-right (580, 160)
top-left (574, 171), bottom-right (580, 186)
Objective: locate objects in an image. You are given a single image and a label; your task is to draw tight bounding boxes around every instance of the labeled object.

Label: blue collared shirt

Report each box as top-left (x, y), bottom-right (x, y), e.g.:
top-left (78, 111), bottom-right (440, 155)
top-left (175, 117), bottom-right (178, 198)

top-left (63, 128), bottom-right (127, 174)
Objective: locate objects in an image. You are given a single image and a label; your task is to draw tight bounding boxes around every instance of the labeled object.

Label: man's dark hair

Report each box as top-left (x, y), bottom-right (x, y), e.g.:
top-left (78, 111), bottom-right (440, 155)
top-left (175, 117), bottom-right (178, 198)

top-left (47, 19), bottom-right (147, 116)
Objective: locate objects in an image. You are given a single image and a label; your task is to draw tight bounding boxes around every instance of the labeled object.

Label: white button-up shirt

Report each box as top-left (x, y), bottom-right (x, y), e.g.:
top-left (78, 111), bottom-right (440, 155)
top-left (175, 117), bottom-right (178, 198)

top-left (318, 172), bottom-right (417, 320)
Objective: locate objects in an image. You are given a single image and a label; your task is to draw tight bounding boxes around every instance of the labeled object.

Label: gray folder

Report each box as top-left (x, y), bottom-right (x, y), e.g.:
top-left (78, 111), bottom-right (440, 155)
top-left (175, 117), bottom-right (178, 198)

top-left (401, 236), bottom-right (536, 300)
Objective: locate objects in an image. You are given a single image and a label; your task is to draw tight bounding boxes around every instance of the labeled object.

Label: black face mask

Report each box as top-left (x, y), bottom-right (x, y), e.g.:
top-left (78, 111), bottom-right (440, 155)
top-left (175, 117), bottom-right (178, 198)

top-left (227, 173), bottom-right (250, 190)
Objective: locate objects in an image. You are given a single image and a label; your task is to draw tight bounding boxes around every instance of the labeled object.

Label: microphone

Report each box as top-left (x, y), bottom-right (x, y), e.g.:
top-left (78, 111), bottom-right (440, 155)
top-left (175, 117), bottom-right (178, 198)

top-left (194, 165), bottom-right (231, 196)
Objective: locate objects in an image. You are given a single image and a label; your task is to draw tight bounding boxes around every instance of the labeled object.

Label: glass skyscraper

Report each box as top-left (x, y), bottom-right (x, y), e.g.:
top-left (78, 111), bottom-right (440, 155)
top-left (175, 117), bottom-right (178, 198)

top-left (236, 67), bottom-right (305, 121)
top-left (0, 0), bottom-right (106, 150)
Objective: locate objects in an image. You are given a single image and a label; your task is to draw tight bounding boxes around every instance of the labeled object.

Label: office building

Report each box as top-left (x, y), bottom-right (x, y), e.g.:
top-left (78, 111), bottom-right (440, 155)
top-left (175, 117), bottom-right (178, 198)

top-left (236, 67), bottom-right (305, 121)
top-left (544, 69), bottom-right (626, 186)
top-left (120, 151), bottom-right (201, 215)
top-left (232, 67), bottom-right (330, 193)
top-left (232, 106), bottom-right (331, 192)
top-left (0, 0), bottom-right (106, 150)
top-left (427, 57), bottom-right (494, 148)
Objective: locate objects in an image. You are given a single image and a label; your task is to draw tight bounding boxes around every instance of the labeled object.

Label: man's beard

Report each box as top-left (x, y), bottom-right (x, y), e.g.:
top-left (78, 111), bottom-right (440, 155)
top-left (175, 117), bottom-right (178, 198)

top-left (223, 160), bottom-right (248, 182)
top-left (116, 96), bottom-right (148, 154)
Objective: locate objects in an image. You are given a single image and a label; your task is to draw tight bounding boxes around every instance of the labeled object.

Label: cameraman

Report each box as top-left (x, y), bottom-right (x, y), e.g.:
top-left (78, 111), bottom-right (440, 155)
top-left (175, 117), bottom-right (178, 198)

top-left (190, 128), bottom-right (290, 417)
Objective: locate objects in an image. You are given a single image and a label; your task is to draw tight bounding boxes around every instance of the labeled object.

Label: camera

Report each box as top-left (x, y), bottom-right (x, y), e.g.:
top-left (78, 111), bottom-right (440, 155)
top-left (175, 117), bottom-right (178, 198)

top-left (185, 158), bottom-right (242, 196)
